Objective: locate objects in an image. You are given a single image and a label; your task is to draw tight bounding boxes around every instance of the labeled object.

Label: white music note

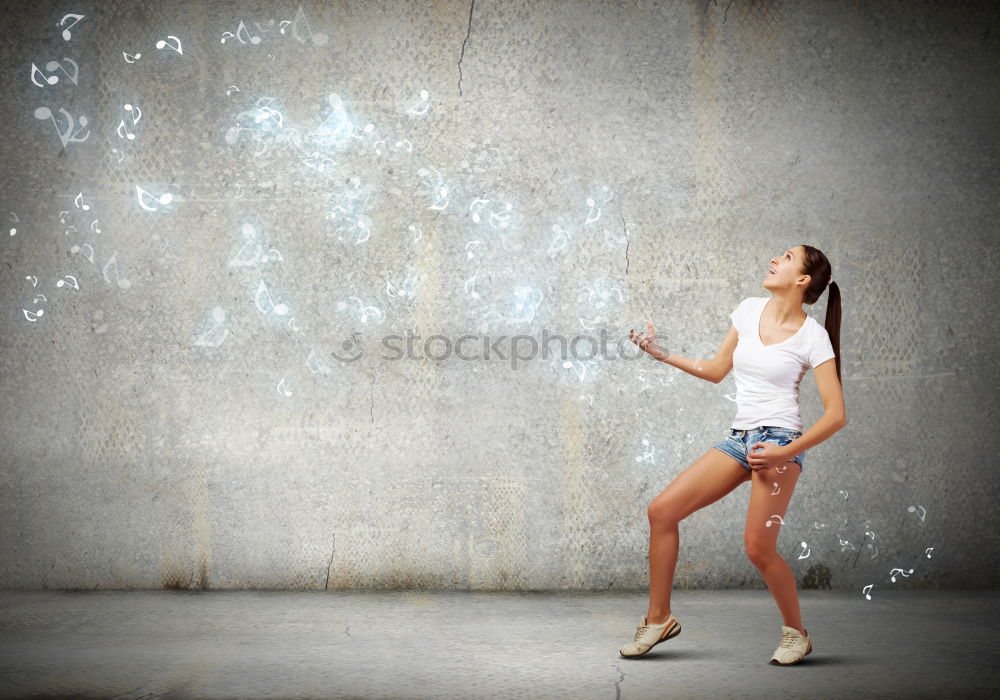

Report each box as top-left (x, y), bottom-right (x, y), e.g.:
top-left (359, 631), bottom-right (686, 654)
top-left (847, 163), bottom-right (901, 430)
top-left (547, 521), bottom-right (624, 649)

top-left (234, 20), bottom-right (261, 45)
top-left (30, 63), bottom-right (59, 87)
top-left (195, 306), bottom-right (229, 348)
top-left (70, 243), bottom-right (95, 263)
top-left (135, 185), bottom-right (173, 211)
top-left (74, 192), bottom-right (90, 211)
top-left (56, 275), bottom-right (79, 290)
top-left (34, 106), bottom-right (90, 147)
top-left (122, 51), bottom-right (142, 63)
top-left (281, 5), bottom-right (328, 45)
top-left (155, 35), bottom-right (183, 55)
top-left (405, 89), bottom-right (430, 116)
top-left (255, 280), bottom-right (289, 315)
top-left (277, 377), bottom-right (293, 397)
top-left (44, 58), bottom-right (79, 85)
top-left (102, 251), bottom-right (131, 289)
top-left (58, 13), bottom-right (84, 41)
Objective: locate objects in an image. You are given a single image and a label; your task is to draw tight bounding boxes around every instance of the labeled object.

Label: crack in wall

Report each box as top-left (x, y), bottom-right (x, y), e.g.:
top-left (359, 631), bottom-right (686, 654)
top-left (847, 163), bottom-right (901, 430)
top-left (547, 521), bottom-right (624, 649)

top-left (620, 210), bottom-right (630, 276)
top-left (324, 532), bottom-right (336, 589)
top-left (458, 0), bottom-right (476, 96)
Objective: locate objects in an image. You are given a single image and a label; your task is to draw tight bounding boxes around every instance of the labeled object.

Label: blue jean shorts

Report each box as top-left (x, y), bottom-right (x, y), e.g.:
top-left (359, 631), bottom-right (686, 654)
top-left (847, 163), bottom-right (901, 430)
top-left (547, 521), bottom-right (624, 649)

top-left (712, 425), bottom-right (804, 472)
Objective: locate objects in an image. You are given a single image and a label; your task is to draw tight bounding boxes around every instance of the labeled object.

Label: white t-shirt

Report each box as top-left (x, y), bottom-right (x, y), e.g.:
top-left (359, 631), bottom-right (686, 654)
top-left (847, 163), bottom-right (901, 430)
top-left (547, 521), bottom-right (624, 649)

top-left (728, 296), bottom-right (836, 431)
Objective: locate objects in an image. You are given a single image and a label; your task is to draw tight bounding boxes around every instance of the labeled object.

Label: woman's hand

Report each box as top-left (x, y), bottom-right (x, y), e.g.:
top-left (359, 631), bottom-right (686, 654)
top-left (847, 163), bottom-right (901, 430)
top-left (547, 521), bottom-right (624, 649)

top-left (747, 442), bottom-right (792, 471)
top-left (629, 321), bottom-right (667, 360)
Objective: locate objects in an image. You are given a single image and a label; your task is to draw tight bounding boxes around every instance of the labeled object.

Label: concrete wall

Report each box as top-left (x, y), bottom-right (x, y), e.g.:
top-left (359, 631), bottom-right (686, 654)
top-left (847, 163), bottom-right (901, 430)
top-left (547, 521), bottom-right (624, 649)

top-left (1, 0), bottom-right (997, 591)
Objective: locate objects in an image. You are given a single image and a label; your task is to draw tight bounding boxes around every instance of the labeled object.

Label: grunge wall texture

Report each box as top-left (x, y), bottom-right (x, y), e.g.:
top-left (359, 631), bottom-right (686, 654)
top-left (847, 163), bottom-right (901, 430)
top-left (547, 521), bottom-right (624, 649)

top-left (1, 0), bottom-right (997, 592)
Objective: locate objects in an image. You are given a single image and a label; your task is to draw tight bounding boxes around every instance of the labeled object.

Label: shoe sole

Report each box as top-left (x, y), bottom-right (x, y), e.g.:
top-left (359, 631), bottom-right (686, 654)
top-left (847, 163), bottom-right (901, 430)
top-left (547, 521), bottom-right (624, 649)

top-left (769, 639), bottom-right (812, 665)
top-left (619, 620), bottom-right (682, 658)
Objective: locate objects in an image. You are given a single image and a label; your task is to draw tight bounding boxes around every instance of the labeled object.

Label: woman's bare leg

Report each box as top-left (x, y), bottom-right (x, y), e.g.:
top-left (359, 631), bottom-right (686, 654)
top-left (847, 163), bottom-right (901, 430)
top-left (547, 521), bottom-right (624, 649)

top-left (645, 448), bottom-right (751, 623)
top-left (744, 460), bottom-right (804, 633)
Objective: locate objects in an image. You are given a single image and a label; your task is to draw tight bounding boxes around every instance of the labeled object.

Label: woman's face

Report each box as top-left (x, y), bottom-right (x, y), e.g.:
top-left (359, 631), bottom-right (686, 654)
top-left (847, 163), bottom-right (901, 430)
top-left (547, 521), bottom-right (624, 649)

top-left (765, 245), bottom-right (804, 289)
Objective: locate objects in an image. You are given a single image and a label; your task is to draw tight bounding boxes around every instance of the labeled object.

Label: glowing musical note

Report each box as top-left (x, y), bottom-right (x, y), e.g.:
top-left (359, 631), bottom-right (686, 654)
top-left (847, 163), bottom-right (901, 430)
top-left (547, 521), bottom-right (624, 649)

top-left (465, 239), bottom-right (483, 260)
top-left (907, 505), bottom-right (926, 522)
top-left (584, 186), bottom-right (613, 224)
top-left (813, 521), bottom-right (826, 528)
top-left (90, 219), bottom-right (100, 233)
top-left (889, 567), bottom-right (914, 583)
top-left (634, 438), bottom-right (656, 465)
top-left (22, 308), bottom-right (45, 321)
top-left (797, 541), bottom-right (810, 559)
top-left (406, 89), bottom-right (430, 116)
top-left (235, 20), bottom-right (261, 45)
top-left (122, 51), bottom-right (141, 63)
top-left (277, 377), bottom-right (293, 397)
top-left (74, 192), bottom-right (90, 211)
top-left (838, 489), bottom-right (849, 500)
top-left (116, 103), bottom-right (141, 140)
top-left (30, 63), bottom-right (59, 86)
top-left (135, 185), bottom-right (173, 211)
top-left (770, 481), bottom-right (780, 496)
top-left (862, 584), bottom-right (873, 600)
top-left (58, 13), bottom-right (84, 41)
top-left (764, 514), bottom-right (784, 528)
top-left (925, 547), bottom-right (933, 558)
top-left (70, 242), bottom-right (95, 263)
top-left (155, 35), bottom-right (183, 55)
top-left (25, 275), bottom-right (37, 287)
top-left (56, 275), bottom-right (79, 290)
top-left (34, 106), bottom-right (90, 147)
top-left (44, 58), bottom-right (79, 85)
top-left (193, 306), bottom-right (229, 348)
top-left (282, 5), bottom-right (328, 45)
top-left (226, 85), bottom-right (240, 95)
top-left (220, 31), bottom-right (235, 44)
top-left (9, 211), bottom-right (19, 236)
top-left (102, 251), bottom-right (131, 289)
top-left (469, 199), bottom-right (489, 223)
top-left (255, 280), bottom-right (289, 315)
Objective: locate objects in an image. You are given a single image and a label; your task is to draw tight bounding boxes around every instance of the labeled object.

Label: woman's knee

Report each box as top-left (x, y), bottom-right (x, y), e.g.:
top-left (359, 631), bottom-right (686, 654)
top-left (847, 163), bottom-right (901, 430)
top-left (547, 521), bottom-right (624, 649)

top-left (647, 499), bottom-right (682, 526)
top-left (744, 538), bottom-right (778, 566)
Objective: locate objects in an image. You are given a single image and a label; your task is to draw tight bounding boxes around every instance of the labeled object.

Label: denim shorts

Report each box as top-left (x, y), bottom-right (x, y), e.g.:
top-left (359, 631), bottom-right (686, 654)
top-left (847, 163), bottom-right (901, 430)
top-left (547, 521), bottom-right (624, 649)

top-left (712, 425), bottom-right (804, 472)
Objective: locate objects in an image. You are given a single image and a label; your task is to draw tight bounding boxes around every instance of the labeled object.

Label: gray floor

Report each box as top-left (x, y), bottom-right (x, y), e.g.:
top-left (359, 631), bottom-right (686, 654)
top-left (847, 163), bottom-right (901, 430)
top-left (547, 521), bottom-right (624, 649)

top-left (0, 589), bottom-right (997, 699)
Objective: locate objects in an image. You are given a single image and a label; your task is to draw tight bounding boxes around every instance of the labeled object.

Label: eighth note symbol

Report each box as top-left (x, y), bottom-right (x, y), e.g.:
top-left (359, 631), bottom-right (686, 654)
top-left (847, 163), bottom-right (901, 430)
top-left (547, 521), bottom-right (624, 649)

top-left (862, 584), bottom-right (873, 600)
top-left (155, 35), bottom-right (183, 55)
top-left (925, 547), bottom-right (933, 559)
top-left (764, 514), bottom-right (785, 528)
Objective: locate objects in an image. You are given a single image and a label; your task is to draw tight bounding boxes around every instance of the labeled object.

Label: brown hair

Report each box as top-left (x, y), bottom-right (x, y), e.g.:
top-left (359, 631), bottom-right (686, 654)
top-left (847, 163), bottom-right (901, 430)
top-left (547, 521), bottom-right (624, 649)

top-left (798, 245), bottom-right (842, 383)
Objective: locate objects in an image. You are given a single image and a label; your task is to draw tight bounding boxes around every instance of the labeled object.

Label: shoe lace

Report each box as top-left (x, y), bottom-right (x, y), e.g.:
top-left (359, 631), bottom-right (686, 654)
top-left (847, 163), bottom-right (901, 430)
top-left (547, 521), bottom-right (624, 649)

top-left (634, 625), bottom-right (648, 641)
top-left (779, 629), bottom-right (798, 649)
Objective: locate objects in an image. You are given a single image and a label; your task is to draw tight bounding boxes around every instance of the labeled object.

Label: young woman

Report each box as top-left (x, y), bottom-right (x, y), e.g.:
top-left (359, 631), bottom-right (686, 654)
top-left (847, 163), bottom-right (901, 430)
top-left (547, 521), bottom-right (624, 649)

top-left (619, 244), bottom-right (845, 665)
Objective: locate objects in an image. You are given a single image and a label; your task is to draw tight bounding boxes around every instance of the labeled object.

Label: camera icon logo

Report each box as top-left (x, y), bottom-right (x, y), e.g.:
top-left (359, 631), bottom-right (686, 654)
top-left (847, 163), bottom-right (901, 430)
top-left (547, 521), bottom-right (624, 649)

top-left (330, 331), bottom-right (364, 363)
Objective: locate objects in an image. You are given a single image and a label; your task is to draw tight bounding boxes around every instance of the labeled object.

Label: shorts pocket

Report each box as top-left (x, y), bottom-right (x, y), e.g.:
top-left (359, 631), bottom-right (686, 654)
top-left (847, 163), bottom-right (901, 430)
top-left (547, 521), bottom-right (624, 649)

top-left (763, 427), bottom-right (801, 446)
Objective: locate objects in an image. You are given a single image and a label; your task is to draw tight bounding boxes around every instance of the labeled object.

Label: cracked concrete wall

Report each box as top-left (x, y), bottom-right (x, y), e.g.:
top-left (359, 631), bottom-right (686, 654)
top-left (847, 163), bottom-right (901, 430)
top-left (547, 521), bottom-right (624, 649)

top-left (1, 0), bottom-right (997, 592)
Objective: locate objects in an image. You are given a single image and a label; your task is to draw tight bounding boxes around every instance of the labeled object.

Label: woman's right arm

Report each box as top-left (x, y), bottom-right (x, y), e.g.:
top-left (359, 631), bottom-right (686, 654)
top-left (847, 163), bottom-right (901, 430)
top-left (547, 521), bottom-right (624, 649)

top-left (641, 326), bottom-right (739, 384)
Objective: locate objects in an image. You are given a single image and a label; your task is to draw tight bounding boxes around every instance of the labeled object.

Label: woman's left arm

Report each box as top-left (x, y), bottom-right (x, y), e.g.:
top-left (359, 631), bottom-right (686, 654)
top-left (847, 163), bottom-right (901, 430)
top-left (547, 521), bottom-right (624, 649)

top-left (783, 359), bottom-right (847, 456)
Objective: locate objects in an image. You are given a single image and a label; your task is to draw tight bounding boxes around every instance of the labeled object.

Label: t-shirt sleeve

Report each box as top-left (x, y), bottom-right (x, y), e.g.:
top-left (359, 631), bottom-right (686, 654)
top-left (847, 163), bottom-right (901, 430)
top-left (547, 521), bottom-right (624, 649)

top-left (809, 325), bottom-right (837, 369)
top-left (729, 298), bottom-right (753, 331)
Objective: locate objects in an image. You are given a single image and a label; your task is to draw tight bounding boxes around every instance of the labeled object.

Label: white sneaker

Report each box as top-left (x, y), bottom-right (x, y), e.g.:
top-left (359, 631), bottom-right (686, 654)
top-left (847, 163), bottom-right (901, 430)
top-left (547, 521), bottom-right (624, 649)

top-left (769, 625), bottom-right (812, 665)
top-left (619, 613), bottom-right (682, 657)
